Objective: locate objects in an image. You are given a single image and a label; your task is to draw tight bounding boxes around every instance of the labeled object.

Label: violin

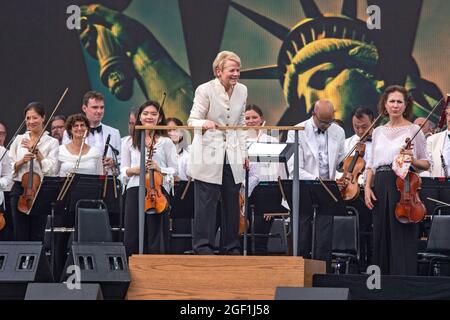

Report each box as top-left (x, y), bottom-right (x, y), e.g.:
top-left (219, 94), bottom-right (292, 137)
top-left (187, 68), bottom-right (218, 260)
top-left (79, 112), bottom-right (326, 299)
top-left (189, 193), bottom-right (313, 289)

top-left (144, 137), bottom-right (169, 215)
top-left (239, 192), bottom-right (249, 235)
top-left (17, 148), bottom-right (41, 214)
top-left (144, 92), bottom-right (169, 215)
top-left (394, 138), bottom-right (426, 223)
top-left (17, 88), bottom-right (69, 214)
top-left (337, 143), bottom-right (366, 201)
top-left (337, 113), bottom-right (382, 201)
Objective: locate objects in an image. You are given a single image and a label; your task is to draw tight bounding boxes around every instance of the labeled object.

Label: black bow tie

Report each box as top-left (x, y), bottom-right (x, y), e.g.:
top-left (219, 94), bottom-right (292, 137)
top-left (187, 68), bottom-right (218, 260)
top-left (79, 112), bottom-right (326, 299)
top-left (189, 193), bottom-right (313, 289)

top-left (316, 129), bottom-right (325, 135)
top-left (90, 125), bottom-right (102, 134)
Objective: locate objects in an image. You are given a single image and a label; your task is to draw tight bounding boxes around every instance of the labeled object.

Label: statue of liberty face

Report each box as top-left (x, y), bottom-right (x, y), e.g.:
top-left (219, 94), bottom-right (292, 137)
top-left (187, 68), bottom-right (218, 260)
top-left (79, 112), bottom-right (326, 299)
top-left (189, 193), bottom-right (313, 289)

top-left (284, 38), bottom-right (383, 129)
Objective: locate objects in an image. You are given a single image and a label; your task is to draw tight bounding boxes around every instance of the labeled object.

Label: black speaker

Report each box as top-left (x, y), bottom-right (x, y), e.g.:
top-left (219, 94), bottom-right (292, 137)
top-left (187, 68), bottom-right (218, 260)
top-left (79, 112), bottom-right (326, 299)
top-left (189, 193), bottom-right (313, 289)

top-left (275, 287), bottom-right (350, 300)
top-left (25, 283), bottom-right (103, 300)
top-left (0, 242), bottom-right (53, 300)
top-left (63, 242), bottom-right (130, 300)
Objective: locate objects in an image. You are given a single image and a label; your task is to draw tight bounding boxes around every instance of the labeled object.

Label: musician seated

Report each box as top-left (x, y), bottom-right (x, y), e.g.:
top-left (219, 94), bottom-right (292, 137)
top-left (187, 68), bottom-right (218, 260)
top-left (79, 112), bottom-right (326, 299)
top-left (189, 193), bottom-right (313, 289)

top-left (58, 114), bottom-right (103, 176)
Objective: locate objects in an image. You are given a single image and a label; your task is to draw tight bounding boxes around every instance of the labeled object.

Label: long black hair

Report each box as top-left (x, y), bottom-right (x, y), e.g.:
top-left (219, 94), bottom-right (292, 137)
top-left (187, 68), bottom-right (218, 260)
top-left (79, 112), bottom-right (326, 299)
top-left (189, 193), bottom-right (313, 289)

top-left (132, 100), bottom-right (167, 150)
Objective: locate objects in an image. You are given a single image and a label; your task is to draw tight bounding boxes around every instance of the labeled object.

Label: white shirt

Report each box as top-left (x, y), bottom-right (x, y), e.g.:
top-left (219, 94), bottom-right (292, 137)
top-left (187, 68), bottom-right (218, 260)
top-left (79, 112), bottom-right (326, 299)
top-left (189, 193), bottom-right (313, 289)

top-left (311, 121), bottom-right (329, 179)
top-left (58, 145), bottom-right (103, 176)
top-left (443, 130), bottom-right (450, 169)
top-left (367, 124), bottom-right (429, 171)
top-left (177, 146), bottom-right (191, 181)
top-left (0, 147), bottom-right (12, 206)
top-left (9, 132), bottom-right (59, 181)
top-left (120, 136), bottom-right (178, 193)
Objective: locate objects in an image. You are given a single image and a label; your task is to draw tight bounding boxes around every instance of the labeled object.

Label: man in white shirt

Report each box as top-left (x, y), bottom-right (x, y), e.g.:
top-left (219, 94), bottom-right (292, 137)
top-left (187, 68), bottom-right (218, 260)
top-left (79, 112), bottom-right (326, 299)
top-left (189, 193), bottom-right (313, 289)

top-left (63, 91), bottom-right (121, 173)
top-left (337, 107), bottom-right (375, 184)
top-left (287, 99), bottom-right (345, 271)
top-left (427, 105), bottom-right (450, 177)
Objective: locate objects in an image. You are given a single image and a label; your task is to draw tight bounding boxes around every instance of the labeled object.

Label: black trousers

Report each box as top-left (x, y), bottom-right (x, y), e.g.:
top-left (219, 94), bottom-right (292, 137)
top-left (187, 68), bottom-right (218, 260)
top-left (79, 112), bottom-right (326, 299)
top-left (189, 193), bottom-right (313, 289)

top-left (193, 164), bottom-right (241, 255)
top-left (373, 170), bottom-right (419, 275)
top-left (123, 186), bottom-right (170, 256)
top-left (10, 182), bottom-right (47, 242)
top-left (298, 183), bottom-right (333, 273)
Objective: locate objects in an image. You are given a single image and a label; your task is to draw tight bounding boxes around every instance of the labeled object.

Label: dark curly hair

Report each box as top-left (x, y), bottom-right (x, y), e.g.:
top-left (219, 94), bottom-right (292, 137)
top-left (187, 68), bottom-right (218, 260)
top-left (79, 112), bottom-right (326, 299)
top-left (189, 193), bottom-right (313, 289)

top-left (65, 113), bottom-right (90, 139)
top-left (378, 85), bottom-right (414, 120)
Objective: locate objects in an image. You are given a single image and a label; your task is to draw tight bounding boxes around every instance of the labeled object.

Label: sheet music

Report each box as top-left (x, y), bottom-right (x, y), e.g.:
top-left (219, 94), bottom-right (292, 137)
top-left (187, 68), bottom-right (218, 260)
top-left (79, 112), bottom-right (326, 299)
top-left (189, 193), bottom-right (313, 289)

top-left (247, 142), bottom-right (286, 156)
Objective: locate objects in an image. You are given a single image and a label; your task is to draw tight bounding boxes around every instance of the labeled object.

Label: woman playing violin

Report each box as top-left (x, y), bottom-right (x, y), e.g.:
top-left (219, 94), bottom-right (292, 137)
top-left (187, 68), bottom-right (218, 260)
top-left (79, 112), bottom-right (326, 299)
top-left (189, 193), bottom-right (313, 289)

top-left (121, 100), bottom-right (178, 255)
top-left (9, 102), bottom-right (59, 241)
top-left (364, 85), bottom-right (430, 275)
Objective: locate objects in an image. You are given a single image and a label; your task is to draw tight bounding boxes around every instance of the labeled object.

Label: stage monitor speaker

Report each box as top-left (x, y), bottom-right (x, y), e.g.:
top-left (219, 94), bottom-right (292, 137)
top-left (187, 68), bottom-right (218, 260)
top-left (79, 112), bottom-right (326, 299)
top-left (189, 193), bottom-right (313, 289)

top-left (25, 283), bottom-right (103, 300)
top-left (313, 274), bottom-right (450, 300)
top-left (275, 287), bottom-right (350, 300)
top-left (63, 242), bottom-right (130, 300)
top-left (0, 241), bottom-right (53, 300)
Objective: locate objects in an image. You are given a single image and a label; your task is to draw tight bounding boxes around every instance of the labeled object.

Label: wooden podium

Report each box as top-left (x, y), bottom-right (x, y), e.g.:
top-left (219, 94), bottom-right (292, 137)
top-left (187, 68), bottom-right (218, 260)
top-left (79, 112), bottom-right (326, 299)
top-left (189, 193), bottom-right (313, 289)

top-left (127, 255), bottom-right (325, 300)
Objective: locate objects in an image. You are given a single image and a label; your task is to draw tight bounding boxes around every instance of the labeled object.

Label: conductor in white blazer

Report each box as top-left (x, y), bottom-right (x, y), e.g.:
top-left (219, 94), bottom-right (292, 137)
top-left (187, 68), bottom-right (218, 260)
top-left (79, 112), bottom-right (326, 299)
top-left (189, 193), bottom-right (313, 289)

top-left (62, 91), bottom-right (121, 172)
top-left (187, 51), bottom-right (247, 255)
top-left (287, 99), bottom-right (346, 271)
top-left (427, 105), bottom-right (450, 177)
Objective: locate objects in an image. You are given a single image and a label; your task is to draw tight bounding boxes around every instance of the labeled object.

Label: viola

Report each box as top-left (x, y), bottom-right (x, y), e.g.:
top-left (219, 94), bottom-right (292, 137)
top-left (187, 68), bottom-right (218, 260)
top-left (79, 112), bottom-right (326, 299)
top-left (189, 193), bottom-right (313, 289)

top-left (394, 138), bottom-right (426, 223)
top-left (144, 138), bottom-right (169, 215)
top-left (337, 142), bottom-right (366, 201)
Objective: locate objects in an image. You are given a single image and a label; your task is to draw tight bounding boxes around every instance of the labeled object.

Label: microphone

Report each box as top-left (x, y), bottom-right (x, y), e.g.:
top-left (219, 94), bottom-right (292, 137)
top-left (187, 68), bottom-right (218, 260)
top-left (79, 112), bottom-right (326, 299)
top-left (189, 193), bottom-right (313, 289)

top-left (103, 134), bottom-right (111, 158)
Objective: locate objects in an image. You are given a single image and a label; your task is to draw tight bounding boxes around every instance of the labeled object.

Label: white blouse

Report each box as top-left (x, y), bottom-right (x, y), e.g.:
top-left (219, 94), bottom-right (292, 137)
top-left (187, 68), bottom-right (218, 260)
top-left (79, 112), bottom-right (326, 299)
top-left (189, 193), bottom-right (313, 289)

top-left (0, 147), bottom-right (13, 206)
top-left (58, 145), bottom-right (103, 177)
top-left (120, 136), bottom-right (178, 192)
top-left (9, 132), bottom-right (59, 181)
top-left (247, 133), bottom-right (286, 181)
top-left (367, 124), bottom-right (430, 171)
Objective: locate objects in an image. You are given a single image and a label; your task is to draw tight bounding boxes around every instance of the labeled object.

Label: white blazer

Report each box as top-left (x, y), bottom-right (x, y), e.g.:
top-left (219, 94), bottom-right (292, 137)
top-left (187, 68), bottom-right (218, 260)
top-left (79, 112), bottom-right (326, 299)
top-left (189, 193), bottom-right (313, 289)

top-left (426, 130), bottom-right (449, 177)
top-left (287, 118), bottom-right (346, 180)
top-left (187, 78), bottom-right (247, 185)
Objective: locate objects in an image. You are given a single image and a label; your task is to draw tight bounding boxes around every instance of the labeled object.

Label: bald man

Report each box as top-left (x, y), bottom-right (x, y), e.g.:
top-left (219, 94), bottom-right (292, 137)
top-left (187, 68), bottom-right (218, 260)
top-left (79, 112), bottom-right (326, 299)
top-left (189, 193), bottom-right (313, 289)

top-left (287, 99), bottom-right (346, 272)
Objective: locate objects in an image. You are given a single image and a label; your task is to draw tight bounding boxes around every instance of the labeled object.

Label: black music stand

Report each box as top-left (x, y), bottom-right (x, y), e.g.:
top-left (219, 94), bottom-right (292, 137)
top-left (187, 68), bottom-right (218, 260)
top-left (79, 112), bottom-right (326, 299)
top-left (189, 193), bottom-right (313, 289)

top-left (170, 180), bottom-right (195, 253)
top-left (248, 180), bottom-right (292, 255)
top-left (29, 176), bottom-right (63, 279)
top-left (300, 180), bottom-right (347, 260)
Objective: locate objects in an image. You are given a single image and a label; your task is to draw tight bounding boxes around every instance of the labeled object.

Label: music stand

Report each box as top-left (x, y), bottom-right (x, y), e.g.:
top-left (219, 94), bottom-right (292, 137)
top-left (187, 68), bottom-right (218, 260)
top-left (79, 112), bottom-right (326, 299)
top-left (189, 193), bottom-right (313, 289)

top-left (244, 142), bottom-right (295, 255)
top-left (247, 142), bottom-right (295, 178)
top-left (170, 180), bottom-right (195, 249)
top-left (28, 176), bottom-right (63, 279)
top-left (248, 181), bottom-right (292, 255)
top-left (300, 180), bottom-right (347, 259)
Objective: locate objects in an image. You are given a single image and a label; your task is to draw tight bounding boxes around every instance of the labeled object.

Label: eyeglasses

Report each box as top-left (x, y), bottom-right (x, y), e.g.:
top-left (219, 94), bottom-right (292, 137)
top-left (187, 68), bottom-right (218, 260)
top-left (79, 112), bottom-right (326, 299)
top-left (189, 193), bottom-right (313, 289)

top-left (51, 126), bottom-right (65, 130)
top-left (313, 112), bottom-right (335, 126)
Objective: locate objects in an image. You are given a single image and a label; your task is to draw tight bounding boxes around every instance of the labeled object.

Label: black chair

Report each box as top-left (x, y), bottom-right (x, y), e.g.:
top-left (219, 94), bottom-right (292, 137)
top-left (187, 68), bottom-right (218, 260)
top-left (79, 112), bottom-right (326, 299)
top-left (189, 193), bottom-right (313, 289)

top-left (331, 207), bottom-right (360, 274)
top-left (418, 212), bottom-right (450, 276)
top-left (75, 199), bottom-right (113, 243)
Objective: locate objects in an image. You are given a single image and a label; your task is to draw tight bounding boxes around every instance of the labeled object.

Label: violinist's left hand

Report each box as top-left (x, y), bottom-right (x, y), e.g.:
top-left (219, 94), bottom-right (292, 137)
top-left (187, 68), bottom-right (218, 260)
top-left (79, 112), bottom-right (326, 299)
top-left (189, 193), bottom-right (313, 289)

top-left (21, 138), bottom-right (35, 151)
top-left (400, 148), bottom-right (414, 163)
top-left (146, 159), bottom-right (161, 172)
